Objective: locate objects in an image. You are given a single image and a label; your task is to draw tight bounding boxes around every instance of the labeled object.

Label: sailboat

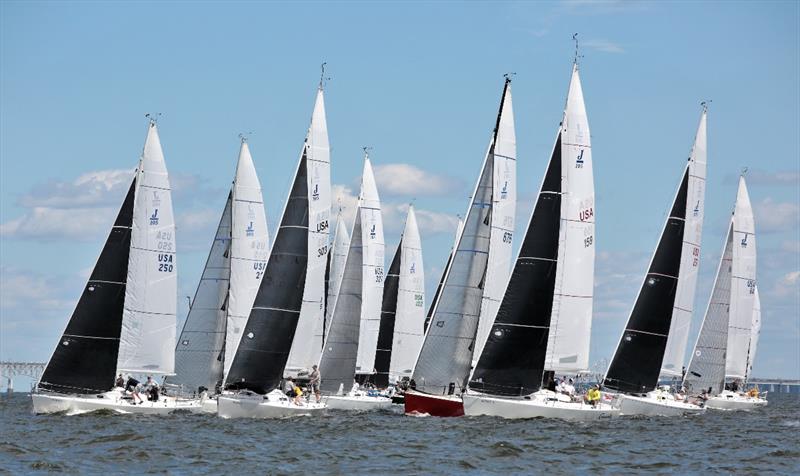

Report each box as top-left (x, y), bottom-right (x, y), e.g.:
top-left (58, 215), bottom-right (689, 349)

top-left (32, 119), bottom-right (199, 414)
top-left (318, 153), bottom-right (392, 410)
top-left (684, 175), bottom-right (766, 410)
top-left (463, 62), bottom-right (616, 420)
top-left (602, 105), bottom-right (709, 416)
top-left (217, 81), bottom-right (330, 419)
top-left (405, 75), bottom-right (516, 417)
top-left (168, 138), bottom-right (268, 413)
top-left (373, 206), bottom-right (425, 390)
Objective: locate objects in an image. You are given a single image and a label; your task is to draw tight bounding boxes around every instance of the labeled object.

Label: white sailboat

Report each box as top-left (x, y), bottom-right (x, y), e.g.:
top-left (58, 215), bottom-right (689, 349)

top-left (319, 153), bottom-right (392, 410)
top-left (684, 175), bottom-right (766, 410)
top-left (463, 63), bottom-right (615, 420)
top-left (602, 105), bottom-right (709, 417)
top-left (406, 76), bottom-right (516, 417)
top-left (217, 81), bottom-right (330, 418)
top-left (33, 119), bottom-right (200, 414)
top-left (325, 211), bottom-right (350, 340)
top-left (373, 205), bottom-right (425, 388)
top-left (168, 138), bottom-right (268, 413)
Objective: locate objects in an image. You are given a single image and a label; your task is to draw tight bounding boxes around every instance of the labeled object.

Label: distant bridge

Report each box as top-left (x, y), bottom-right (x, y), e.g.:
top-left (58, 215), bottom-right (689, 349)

top-left (0, 361), bottom-right (45, 393)
top-left (748, 378), bottom-right (800, 394)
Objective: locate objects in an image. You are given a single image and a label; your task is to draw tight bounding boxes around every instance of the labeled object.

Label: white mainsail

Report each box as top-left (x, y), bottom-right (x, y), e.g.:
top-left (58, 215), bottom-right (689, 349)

top-left (726, 176), bottom-right (757, 380)
top-left (118, 121), bottom-right (177, 375)
top-left (325, 212), bottom-right (350, 339)
top-left (660, 109), bottom-right (708, 377)
top-left (285, 87), bottom-right (331, 376)
top-left (544, 64), bottom-right (596, 373)
top-left (389, 205), bottom-right (425, 381)
top-left (224, 140), bottom-right (269, 377)
top-left (473, 80), bottom-right (517, 366)
top-left (355, 154), bottom-right (385, 375)
top-left (746, 286), bottom-right (761, 381)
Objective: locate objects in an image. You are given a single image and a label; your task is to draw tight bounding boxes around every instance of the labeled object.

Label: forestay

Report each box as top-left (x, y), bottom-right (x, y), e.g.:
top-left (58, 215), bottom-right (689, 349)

top-left (661, 110), bottom-right (708, 377)
top-left (285, 88), bottom-right (331, 376)
top-left (726, 176), bottom-right (757, 380)
top-left (118, 122), bottom-right (177, 375)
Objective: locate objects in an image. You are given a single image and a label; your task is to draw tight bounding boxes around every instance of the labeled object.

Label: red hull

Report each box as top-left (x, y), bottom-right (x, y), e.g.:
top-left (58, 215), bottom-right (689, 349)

top-left (404, 389), bottom-right (464, 417)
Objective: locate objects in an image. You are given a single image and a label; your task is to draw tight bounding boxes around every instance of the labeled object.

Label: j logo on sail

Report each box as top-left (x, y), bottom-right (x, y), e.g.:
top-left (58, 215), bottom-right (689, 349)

top-left (246, 221), bottom-right (255, 237)
top-left (500, 181), bottom-right (508, 199)
top-left (693, 200), bottom-right (700, 217)
top-left (576, 149), bottom-right (585, 169)
top-left (312, 183), bottom-right (320, 201)
top-left (150, 209), bottom-right (159, 225)
top-left (410, 262), bottom-right (416, 274)
top-left (741, 234), bottom-right (748, 248)
top-left (370, 224), bottom-right (376, 239)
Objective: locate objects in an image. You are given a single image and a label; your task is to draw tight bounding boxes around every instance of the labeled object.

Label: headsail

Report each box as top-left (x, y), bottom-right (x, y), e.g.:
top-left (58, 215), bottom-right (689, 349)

top-left (544, 64), bottom-right (595, 374)
top-left (39, 178), bottom-right (136, 394)
top-left (226, 140), bottom-right (270, 377)
top-left (354, 155), bottom-right (385, 376)
top-left (726, 176), bottom-right (757, 380)
top-left (118, 121), bottom-right (177, 375)
top-left (424, 217), bottom-right (463, 333)
top-left (604, 109), bottom-right (709, 394)
top-left (661, 110), bottom-right (708, 377)
top-left (473, 78), bottom-right (517, 366)
top-left (284, 87), bottom-right (331, 377)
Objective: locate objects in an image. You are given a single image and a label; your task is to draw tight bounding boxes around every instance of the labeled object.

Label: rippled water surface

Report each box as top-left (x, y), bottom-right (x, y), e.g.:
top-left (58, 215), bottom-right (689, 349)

top-left (2, 393), bottom-right (799, 474)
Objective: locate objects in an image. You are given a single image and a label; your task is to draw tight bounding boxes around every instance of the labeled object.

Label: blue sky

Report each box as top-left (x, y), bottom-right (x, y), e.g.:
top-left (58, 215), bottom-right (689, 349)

top-left (1, 0), bottom-right (798, 389)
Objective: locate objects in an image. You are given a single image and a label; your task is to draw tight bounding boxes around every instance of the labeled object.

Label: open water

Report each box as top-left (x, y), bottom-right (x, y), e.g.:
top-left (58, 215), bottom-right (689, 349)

top-left (1, 392), bottom-right (798, 474)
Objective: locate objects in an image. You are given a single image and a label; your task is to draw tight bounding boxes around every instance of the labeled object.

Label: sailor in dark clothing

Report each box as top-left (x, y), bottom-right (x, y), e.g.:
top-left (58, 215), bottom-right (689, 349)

top-left (125, 376), bottom-right (144, 404)
top-left (115, 374), bottom-right (125, 388)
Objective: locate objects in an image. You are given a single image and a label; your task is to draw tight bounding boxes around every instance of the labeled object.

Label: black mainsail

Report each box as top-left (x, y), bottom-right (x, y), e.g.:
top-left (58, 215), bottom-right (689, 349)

top-left (469, 135), bottom-right (562, 397)
top-left (39, 178), bottom-right (136, 395)
top-left (224, 154), bottom-right (309, 394)
top-left (603, 170), bottom-right (689, 394)
top-left (373, 239), bottom-right (403, 388)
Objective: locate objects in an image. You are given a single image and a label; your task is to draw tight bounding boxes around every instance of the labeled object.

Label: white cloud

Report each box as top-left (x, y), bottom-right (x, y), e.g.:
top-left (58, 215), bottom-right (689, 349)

top-left (0, 206), bottom-right (118, 241)
top-left (17, 169), bottom-right (133, 209)
top-left (0, 266), bottom-right (75, 312)
top-left (583, 39), bottom-right (625, 54)
top-left (726, 169), bottom-right (800, 187)
top-left (772, 271), bottom-right (800, 299)
top-left (372, 163), bottom-right (462, 197)
top-left (753, 198), bottom-right (800, 234)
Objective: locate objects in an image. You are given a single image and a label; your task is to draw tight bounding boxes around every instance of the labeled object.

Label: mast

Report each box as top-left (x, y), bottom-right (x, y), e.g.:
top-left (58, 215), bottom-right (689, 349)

top-left (411, 77), bottom-right (512, 396)
top-left (117, 120), bottom-right (177, 376)
top-left (38, 177), bottom-right (136, 394)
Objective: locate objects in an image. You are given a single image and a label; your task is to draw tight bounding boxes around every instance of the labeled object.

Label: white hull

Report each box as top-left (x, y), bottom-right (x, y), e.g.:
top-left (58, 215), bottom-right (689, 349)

top-left (324, 392), bottom-right (392, 411)
top-left (463, 390), bottom-right (618, 420)
top-left (217, 390), bottom-right (326, 419)
top-left (31, 391), bottom-right (203, 415)
top-left (200, 395), bottom-right (218, 413)
top-left (706, 390), bottom-right (767, 410)
top-left (616, 391), bottom-right (705, 416)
